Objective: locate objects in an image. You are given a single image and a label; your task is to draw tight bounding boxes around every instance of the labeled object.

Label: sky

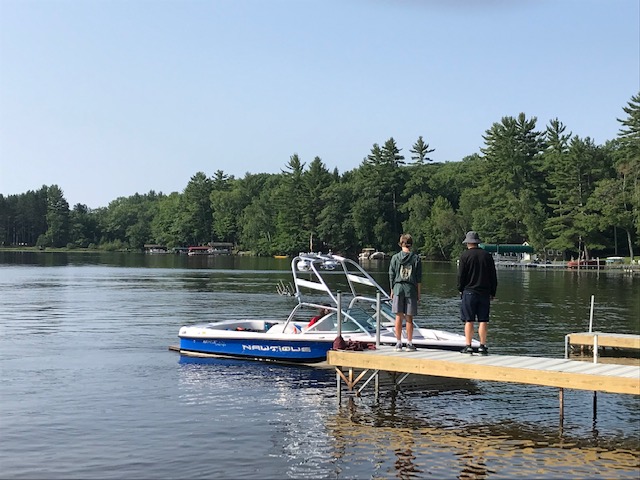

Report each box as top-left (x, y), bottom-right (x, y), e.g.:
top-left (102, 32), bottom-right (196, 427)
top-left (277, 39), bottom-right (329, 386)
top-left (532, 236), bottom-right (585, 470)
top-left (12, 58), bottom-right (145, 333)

top-left (0, 0), bottom-right (638, 209)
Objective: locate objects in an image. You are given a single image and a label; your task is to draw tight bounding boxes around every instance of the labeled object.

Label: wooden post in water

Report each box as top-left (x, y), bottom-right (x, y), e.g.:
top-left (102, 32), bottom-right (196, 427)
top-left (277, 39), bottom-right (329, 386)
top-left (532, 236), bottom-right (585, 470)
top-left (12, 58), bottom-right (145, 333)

top-left (375, 292), bottom-right (381, 348)
top-left (559, 388), bottom-right (564, 431)
top-left (588, 295), bottom-right (595, 333)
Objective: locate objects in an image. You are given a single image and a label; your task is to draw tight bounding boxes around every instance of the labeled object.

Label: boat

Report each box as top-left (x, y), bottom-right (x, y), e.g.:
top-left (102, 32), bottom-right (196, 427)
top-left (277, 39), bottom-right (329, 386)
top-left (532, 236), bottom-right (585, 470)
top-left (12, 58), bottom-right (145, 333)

top-left (187, 246), bottom-right (214, 256)
top-left (296, 252), bottom-right (338, 271)
top-left (567, 259), bottom-right (605, 269)
top-left (187, 243), bottom-right (234, 256)
top-left (358, 247), bottom-right (386, 261)
top-left (178, 253), bottom-right (478, 363)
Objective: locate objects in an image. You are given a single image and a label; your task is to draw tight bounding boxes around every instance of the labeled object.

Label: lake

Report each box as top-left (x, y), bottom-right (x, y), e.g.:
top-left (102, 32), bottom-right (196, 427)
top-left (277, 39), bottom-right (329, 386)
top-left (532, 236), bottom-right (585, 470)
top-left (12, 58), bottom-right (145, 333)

top-left (0, 251), bottom-right (638, 479)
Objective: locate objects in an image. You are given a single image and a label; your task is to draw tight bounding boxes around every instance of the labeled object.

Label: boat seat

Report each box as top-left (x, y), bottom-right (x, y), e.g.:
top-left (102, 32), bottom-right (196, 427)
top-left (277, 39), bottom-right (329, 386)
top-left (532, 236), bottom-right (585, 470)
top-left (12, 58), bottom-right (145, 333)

top-left (266, 324), bottom-right (286, 334)
top-left (266, 324), bottom-right (301, 334)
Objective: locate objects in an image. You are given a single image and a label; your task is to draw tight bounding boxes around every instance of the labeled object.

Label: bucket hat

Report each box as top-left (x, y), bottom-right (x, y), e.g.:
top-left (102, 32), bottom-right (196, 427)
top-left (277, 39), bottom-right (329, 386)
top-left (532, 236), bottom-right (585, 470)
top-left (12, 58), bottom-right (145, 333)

top-left (462, 231), bottom-right (482, 244)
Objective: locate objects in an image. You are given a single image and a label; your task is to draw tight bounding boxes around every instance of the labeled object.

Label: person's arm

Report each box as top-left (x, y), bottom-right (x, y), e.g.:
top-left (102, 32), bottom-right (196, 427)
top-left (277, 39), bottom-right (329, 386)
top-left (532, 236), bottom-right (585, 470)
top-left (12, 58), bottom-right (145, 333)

top-left (489, 255), bottom-right (497, 299)
top-left (416, 256), bottom-right (422, 301)
top-left (456, 256), bottom-right (466, 295)
top-left (388, 257), bottom-right (395, 297)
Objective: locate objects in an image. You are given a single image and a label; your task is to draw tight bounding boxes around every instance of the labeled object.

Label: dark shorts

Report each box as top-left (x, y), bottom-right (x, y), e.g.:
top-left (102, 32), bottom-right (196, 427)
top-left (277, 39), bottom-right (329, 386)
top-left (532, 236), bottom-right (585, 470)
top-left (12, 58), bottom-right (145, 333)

top-left (460, 291), bottom-right (490, 323)
top-left (392, 292), bottom-right (418, 316)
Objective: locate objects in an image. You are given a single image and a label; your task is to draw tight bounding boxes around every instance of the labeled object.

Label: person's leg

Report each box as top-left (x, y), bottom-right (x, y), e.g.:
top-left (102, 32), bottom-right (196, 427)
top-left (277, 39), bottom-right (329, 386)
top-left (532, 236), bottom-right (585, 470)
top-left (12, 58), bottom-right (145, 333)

top-left (478, 321), bottom-right (487, 345)
top-left (461, 291), bottom-right (475, 346)
top-left (405, 315), bottom-right (414, 343)
top-left (395, 314), bottom-right (404, 341)
top-left (392, 293), bottom-right (404, 344)
top-left (464, 321), bottom-right (475, 345)
top-left (476, 295), bottom-right (490, 346)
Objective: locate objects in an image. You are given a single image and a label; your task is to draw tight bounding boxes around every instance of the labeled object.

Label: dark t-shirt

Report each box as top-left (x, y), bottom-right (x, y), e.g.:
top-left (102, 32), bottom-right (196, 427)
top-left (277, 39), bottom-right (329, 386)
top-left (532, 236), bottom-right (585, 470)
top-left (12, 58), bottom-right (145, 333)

top-left (457, 247), bottom-right (497, 297)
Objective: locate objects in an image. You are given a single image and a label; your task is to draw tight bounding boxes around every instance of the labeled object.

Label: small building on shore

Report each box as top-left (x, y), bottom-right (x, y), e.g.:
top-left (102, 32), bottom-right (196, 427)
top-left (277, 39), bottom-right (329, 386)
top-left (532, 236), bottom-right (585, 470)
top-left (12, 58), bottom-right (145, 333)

top-left (479, 242), bottom-right (535, 265)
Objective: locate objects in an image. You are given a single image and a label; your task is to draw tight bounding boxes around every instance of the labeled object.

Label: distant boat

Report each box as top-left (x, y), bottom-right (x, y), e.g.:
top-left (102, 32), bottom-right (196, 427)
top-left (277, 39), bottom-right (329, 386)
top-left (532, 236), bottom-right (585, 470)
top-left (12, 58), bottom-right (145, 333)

top-left (567, 259), bottom-right (605, 269)
top-left (187, 243), bottom-right (233, 256)
top-left (358, 248), bottom-right (385, 261)
top-left (187, 246), bottom-right (214, 256)
top-left (143, 244), bottom-right (168, 254)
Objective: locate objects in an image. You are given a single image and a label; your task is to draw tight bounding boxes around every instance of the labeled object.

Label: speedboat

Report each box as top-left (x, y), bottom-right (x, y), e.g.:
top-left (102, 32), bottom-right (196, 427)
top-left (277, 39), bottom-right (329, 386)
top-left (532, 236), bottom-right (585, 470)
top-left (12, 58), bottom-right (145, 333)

top-left (178, 253), bottom-right (477, 363)
top-left (358, 247), bottom-right (385, 261)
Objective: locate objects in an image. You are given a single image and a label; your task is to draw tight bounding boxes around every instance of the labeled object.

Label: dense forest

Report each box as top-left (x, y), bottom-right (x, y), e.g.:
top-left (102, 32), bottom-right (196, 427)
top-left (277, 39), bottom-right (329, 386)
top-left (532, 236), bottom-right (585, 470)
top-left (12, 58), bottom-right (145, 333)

top-left (1, 93), bottom-right (639, 261)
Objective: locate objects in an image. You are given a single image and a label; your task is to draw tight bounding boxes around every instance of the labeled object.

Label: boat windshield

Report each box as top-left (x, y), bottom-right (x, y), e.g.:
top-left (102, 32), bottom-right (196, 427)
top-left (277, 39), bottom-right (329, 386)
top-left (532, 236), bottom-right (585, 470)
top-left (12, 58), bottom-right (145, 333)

top-left (307, 308), bottom-right (377, 334)
top-left (348, 298), bottom-right (395, 324)
top-left (342, 307), bottom-right (378, 333)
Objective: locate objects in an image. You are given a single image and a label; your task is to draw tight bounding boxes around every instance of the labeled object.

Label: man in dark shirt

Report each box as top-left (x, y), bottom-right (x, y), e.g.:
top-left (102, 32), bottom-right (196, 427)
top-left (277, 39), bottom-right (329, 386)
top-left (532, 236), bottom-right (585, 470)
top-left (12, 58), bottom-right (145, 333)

top-left (457, 231), bottom-right (497, 355)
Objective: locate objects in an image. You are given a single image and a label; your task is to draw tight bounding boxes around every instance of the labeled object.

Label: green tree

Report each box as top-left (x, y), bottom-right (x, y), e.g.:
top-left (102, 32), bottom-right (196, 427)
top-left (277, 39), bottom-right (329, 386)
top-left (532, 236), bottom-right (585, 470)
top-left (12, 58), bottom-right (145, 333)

top-left (210, 172), bottom-right (241, 244)
top-left (302, 157), bottom-right (334, 251)
top-left (317, 179), bottom-right (356, 254)
top-left (616, 92), bottom-right (640, 240)
top-left (409, 135), bottom-right (435, 164)
top-left (151, 192), bottom-right (183, 247)
top-left (466, 113), bottom-right (545, 243)
top-left (353, 138), bottom-right (407, 251)
top-left (236, 173), bottom-right (280, 254)
top-left (180, 172), bottom-right (213, 245)
top-left (100, 192), bottom-right (159, 249)
top-left (545, 136), bottom-right (613, 258)
top-left (426, 196), bottom-right (464, 259)
top-left (68, 203), bottom-right (99, 248)
top-left (239, 192), bottom-right (275, 255)
top-left (401, 191), bottom-right (433, 255)
top-left (44, 185), bottom-right (70, 247)
top-left (271, 154), bottom-right (308, 254)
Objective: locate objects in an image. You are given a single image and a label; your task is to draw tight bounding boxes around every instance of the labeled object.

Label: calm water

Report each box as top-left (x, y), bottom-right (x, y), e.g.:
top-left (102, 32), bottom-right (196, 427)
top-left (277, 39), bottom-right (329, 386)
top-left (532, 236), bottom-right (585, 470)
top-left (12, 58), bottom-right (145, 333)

top-left (0, 251), bottom-right (638, 479)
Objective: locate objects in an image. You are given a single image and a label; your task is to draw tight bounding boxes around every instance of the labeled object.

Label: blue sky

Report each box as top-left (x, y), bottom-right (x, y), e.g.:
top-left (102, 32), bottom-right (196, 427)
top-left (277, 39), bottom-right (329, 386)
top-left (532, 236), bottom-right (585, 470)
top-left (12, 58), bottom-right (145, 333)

top-left (1, 0), bottom-right (638, 209)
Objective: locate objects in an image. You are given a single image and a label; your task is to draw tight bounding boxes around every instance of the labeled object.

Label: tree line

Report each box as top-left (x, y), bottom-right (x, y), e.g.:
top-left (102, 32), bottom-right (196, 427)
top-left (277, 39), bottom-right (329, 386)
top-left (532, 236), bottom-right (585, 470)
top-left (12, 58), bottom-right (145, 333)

top-left (1, 93), bottom-right (638, 261)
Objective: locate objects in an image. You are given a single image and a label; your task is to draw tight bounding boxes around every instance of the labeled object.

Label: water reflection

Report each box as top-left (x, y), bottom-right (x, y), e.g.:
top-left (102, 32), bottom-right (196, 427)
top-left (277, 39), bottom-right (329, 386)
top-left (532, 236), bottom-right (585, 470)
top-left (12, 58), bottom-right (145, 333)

top-left (328, 396), bottom-right (640, 479)
top-left (1, 252), bottom-right (638, 479)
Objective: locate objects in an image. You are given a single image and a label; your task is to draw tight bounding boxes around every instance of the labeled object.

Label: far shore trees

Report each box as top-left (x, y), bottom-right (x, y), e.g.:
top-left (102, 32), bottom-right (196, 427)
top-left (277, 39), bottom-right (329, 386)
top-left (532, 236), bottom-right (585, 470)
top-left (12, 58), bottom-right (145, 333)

top-left (2, 93), bottom-right (638, 260)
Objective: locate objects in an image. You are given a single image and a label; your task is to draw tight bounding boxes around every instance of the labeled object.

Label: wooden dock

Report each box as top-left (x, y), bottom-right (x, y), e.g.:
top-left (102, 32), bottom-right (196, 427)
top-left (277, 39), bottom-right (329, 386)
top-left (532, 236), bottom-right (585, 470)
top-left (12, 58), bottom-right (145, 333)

top-left (327, 347), bottom-right (640, 396)
top-left (565, 331), bottom-right (640, 354)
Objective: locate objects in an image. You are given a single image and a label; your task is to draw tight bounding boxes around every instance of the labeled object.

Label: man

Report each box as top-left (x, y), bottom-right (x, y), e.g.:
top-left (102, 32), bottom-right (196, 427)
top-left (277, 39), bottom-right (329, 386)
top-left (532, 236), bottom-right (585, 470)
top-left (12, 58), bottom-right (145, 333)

top-left (389, 233), bottom-right (422, 352)
top-left (457, 231), bottom-right (497, 355)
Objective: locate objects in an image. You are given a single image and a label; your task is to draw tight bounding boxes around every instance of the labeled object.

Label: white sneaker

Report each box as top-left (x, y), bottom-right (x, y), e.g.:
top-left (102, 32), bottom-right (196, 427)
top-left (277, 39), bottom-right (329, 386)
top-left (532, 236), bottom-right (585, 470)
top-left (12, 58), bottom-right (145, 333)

top-left (394, 342), bottom-right (403, 351)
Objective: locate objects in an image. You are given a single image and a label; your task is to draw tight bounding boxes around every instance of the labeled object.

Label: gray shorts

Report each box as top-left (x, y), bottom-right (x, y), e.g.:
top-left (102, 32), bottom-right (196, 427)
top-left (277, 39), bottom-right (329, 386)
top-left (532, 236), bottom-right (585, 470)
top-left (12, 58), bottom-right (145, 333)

top-left (392, 292), bottom-right (418, 316)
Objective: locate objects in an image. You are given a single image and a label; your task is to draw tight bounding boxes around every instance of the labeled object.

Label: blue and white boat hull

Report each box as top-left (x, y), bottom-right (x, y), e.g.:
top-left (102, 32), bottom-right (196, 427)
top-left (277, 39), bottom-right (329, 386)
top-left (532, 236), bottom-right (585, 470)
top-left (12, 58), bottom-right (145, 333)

top-left (179, 335), bottom-right (333, 363)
